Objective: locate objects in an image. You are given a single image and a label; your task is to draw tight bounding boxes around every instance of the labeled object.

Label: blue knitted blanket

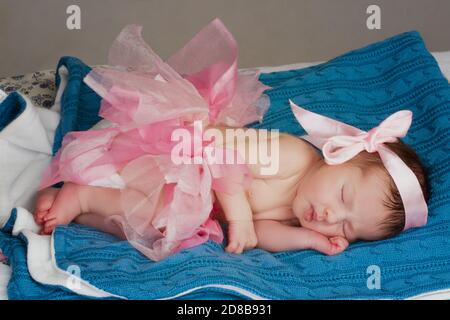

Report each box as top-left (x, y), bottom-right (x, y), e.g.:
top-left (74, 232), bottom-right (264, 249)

top-left (1, 30), bottom-right (449, 299)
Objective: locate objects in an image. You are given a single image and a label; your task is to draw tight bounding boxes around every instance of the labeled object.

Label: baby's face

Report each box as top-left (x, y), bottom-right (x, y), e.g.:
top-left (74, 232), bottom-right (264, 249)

top-left (292, 160), bottom-right (391, 242)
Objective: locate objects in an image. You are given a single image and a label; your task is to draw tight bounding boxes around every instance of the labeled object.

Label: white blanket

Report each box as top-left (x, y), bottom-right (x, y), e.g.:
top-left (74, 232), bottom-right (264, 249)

top-left (0, 93), bottom-right (59, 227)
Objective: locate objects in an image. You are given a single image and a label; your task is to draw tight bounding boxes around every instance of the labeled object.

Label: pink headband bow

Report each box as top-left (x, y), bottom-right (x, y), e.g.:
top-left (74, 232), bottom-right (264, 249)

top-left (289, 100), bottom-right (428, 231)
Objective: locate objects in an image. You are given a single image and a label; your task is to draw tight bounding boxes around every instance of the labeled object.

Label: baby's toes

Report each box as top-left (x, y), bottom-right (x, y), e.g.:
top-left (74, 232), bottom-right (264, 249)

top-left (34, 188), bottom-right (59, 224)
top-left (42, 209), bottom-right (58, 222)
top-left (35, 210), bottom-right (49, 225)
top-left (43, 219), bottom-right (58, 235)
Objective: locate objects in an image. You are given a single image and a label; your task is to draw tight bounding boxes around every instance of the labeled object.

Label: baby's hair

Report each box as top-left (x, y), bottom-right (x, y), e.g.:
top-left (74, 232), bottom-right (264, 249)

top-left (350, 140), bottom-right (429, 239)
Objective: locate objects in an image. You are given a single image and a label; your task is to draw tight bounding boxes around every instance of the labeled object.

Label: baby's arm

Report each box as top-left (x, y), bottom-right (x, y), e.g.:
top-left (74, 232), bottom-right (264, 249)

top-left (215, 185), bottom-right (258, 254)
top-left (210, 126), bottom-right (317, 254)
top-left (254, 220), bottom-right (349, 255)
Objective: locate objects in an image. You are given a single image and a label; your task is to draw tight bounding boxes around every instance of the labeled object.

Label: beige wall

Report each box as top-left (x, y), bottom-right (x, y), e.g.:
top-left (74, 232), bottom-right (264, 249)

top-left (1, 0), bottom-right (449, 77)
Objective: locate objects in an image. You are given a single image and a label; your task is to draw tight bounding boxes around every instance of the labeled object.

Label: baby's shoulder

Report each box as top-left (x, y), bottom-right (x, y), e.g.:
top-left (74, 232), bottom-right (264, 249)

top-left (276, 133), bottom-right (320, 179)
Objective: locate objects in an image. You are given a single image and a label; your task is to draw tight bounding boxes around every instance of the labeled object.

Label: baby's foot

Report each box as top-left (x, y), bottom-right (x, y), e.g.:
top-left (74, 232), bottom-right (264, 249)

top-left (34, 182), bottom-right (84, 235)
top-left (34, 187), bottom-right (60, 225)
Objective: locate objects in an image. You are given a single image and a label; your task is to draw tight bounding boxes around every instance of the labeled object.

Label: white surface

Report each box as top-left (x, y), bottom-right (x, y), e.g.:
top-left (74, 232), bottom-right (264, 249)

top-left (1, 51), bottom-right (450, 300)
top-left (0, 89), bottom-right (7, 103)
top-left (432, 51), bottom-right (450, 80)
top-left (0, 262), bottom-right (11, 300)
top-left (408, 289), bottom-right (450, 300)
top-left (0, 93), bottom-right (60, 227)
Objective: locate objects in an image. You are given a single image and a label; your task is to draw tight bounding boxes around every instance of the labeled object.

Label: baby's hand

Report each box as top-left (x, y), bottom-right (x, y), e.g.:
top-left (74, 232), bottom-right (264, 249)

top-left (314, 235), bottom-right (349, 256)
top-left (225, 220), bottom-right (258, 254)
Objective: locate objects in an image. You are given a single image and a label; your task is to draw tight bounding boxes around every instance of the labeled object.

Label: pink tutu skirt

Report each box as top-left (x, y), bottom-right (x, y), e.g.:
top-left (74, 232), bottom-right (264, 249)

top-left (38, 18), bottom-right (271, 261)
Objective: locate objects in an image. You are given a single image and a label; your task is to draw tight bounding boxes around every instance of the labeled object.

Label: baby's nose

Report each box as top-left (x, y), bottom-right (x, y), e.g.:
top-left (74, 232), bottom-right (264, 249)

top-left (316, 209), bottom-right (329, 222)
top-left (324, 208), bottom-right (342, 224)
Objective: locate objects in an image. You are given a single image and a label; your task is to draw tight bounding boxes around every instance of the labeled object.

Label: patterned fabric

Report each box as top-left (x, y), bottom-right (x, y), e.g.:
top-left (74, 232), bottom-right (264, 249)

top-left (1, 30), bottom-right (450, 300)
top-left (0, 70), bottom-right (56, 109)
top-left (0, 64), bottom-right (113, 111)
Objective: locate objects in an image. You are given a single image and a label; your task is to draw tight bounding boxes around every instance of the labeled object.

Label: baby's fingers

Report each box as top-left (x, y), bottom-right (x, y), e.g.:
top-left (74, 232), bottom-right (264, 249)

top-left (225, 243), bottom-right (235, 253)
top-left (225, 240), bottom-right (240, 253)
top-left (303, 230), bottom-right (348, 256)
top-left (226, 239), bottom-right (256, 254)
top-left (327, 236), bottom-right (349, 255)
top-left (225, 238), bottom-right (247, 254)
top-left (236, 242), bottom-right (245, 254)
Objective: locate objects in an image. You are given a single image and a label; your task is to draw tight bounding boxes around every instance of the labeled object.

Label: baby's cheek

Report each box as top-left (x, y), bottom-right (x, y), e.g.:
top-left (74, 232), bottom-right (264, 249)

top-left (302, 187), bottom-right (323, 206)
top-left (321, 178), bottom-right (338, 194)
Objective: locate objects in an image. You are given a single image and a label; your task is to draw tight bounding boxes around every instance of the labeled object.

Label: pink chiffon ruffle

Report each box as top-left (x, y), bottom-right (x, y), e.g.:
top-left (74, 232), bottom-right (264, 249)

top-left (38, 18), bottom-right (271, 261)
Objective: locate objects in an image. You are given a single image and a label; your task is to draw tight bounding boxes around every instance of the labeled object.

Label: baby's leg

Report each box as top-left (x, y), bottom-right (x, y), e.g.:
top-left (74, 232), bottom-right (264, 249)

top-left (36, 182), bottom-right (124, 234)
top-left (75, 213), bottom-right (126, 239)
top-left (36, 182), bottom-right (159, 235)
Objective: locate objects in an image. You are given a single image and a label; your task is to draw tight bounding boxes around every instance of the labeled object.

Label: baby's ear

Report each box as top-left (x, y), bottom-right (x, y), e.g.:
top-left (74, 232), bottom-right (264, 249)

top-left (326, 236), bottom-right (349, 255)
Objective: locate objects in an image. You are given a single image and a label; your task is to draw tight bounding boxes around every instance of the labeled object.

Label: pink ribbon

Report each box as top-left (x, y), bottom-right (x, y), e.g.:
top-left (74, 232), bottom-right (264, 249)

top-left (166, 18), bottom-right (238, 123)
top-left (289, 100), bottom-right (428, 230)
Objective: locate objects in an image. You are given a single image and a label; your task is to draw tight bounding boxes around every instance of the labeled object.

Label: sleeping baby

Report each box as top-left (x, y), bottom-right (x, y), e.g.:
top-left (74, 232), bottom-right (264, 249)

top-left (32, 21), bottom-right (429, 261)
top-left (33, 101), bottom-right (429, 258)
